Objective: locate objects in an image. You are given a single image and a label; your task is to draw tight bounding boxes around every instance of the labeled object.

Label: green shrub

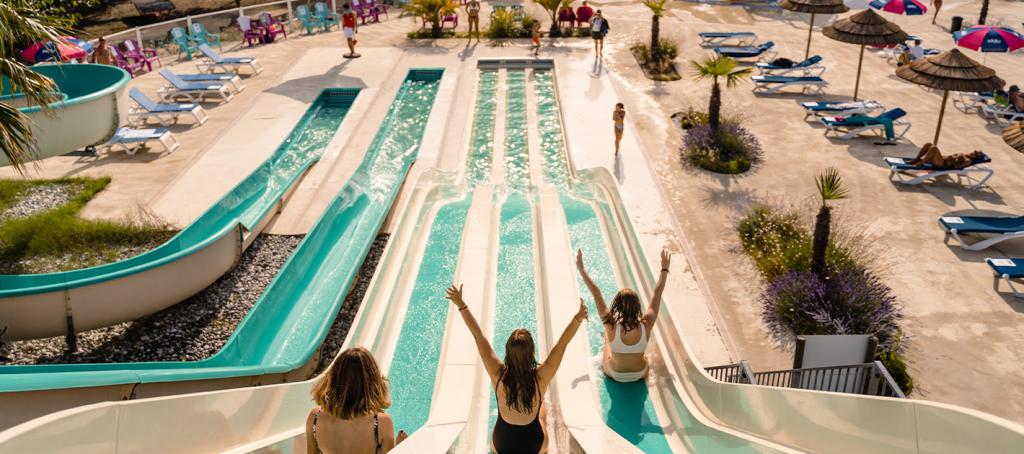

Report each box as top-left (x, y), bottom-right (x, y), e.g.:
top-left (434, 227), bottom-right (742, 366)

top-left (486, 10), bottom-right (534, 38)
top-left (737, 206), bottom-right (859, 280)
top-left (671, 108), bottom-right (708, 130)
top-left (682, 121), bottom-right (762, 175)
top-left (630, 40), bottom-right (681, 81)
top-left (877, 349), bottom-right (914, 396)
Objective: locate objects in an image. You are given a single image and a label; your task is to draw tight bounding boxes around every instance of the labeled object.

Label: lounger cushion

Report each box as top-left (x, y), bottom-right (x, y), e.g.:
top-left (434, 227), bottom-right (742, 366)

top-left (111, 128), bottom-right (169, 143)
top-left (987, 258), bottom-right (1024, 278)
top-left (939, 215), bottom-right (1024, 234)
top-left (802, 100), bottom-right (877, 112)
top-left (699, 32), bottom-right (755, 38)
top-left (753, 76), bottom-right (824, 83)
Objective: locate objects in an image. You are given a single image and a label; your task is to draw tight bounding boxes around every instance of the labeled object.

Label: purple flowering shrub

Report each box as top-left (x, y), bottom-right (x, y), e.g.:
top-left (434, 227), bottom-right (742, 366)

top-left (682, 121), bottom-right (763, 174)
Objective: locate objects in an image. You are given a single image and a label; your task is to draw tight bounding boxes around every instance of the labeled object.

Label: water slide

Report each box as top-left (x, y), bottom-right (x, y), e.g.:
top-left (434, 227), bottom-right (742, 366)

top-left (3, 62), bottom-right (1024, 453)
top-left (0, 70), bottom-right (442, 431)
top-left (0, 86), bottom-right (358, 341)
top-left (1, 64), bottom-right (130, 166)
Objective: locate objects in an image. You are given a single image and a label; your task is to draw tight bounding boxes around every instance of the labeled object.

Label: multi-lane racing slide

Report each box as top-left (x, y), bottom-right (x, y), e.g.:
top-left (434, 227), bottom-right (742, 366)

top-left (1, 61), bottom-right (1023, 453)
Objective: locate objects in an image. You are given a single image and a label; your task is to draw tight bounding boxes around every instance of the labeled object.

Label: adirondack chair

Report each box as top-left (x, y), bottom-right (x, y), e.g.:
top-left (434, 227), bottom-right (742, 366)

top-left (351, 0), bottom-right (379, 24)
top-left (314, 2), bottom-right (340, 30)
top-left (110, 46), bottom-right (150, 77)
top-left (295, 5), bottom-right (326, 34)
top-left (123, 39), bottom-right (161, 68)
top-left (365, 0), bottom-right (388, 20)
top-left (190, 22), bottom-right (222, 50)
top-left (259, 12), bottom-right (288, 40)
top-left (238, 15), bottom-right (264, 47)
top-left (170, 26), bottom-right (198, 61)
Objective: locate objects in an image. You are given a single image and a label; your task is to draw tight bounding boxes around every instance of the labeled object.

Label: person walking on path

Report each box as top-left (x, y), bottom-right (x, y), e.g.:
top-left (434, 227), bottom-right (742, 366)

top-left (613, 103), bottom-right (625, 155)
top-left (342, 3), bottom-right (359, 58)
top-left (530, 22), bottom-right (541, 57)
top-left (591, 10), bottom-right (610, 58)
top-left (90, 37), bottom-right (112, 65)
top-left (466, 0), bottom-right (482, 42)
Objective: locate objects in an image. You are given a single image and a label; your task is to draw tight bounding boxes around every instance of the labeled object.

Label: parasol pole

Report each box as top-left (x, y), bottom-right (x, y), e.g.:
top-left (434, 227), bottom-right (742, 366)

top-left (806, 13), bottom-right (816, 60)
top-left (934, 89), bottom-right (949, 144)
top-left (853, 44), bottom-right (865, 101)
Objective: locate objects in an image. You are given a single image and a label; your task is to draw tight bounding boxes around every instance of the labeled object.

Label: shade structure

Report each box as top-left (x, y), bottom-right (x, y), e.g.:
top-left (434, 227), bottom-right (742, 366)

top-left (869, 0), bottom-right (926, 16)
top-left (1004, 123), bottom-right (1024, 153)
top-left (954, 26), bottom-right (1024, 53)
top-left (896, 49), bottom-right (1005, 144)
top-left (824, 9), bottom-right (907, 100)
top-left (779, 0), bottom-right (851, 59)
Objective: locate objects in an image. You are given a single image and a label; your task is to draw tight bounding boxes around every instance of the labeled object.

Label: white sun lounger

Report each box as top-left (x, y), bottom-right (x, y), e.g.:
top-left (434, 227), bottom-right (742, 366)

top-left (176, 72), bottom-right (245, 93)
top-left (128, 88), bottom-right (209, 127)
top-left (953, 91), bottom-right (994, 113)
top-left (698, 31), bottom-right (757, 47)
top-left (938, 215), bottom-right (1024, 251)
top-left (158, 68), bottom-right (234, 103)
top-left (104, 127), bottom-right (180, 155)
top-left (986, 258), bottom-right (1024, 298)
top-left (821, 108), bottom-right (911, 141)
top-left (884, 154), bottom-right (993, 189)
top-left (756, 55), bottom-right (825, 76)
top-left (196, 44), bottom-right (264, 75)
top-left (981, 103), bottom-right (1024, 126)
top-left (751, 75), bottom-right (828, 95)
top-left (801, 100), bottom-right (884, 120)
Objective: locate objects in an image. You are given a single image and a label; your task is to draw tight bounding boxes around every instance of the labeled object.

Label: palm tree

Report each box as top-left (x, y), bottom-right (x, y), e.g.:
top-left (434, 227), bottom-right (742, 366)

top-left (811, 168), bottom-right (849, 277)
top-left (535, 0), bottom-right (572, 38)
top-left (407, 0), bottom-right (458, 39)
top-left (0, 1), bottom-right (66, 173)
top-left (690, 55), bottom-right (751, 134)
top-left (643, 0), bottom-right (668, 66)
top-left (979, 0), bottom-right (990, 25)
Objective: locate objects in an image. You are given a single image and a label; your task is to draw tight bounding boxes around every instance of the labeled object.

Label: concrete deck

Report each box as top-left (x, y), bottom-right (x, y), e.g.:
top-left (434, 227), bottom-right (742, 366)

top-left (4, 0), bottom-right (1024, 424)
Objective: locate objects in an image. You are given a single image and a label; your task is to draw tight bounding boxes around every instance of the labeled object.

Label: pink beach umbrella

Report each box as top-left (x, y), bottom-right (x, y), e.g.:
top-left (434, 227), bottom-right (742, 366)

top-left (954, 26), bottom-right (1024, 53)
top-left (19, 37), bottom-right (90, 63)
top-left (869, 0), bottom-right (926, 16)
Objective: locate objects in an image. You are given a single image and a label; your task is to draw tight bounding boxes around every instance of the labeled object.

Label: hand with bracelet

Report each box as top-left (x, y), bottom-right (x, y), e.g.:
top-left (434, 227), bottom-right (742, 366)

top-left (659, 248), bottom-right (671, 275)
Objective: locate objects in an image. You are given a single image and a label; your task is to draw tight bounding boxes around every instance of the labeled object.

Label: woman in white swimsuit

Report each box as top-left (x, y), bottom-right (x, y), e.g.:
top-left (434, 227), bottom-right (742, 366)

top-left (612, 102), bottom-right (625, 156)
top-left (576, 248), bottom-right (670, 382)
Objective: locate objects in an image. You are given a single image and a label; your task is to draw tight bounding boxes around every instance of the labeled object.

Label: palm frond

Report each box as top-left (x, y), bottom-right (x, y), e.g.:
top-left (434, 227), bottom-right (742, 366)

top-left (0, 102), bottom-right (35, 172)
top-left (816, 167), bottom-right (849, 203)
top-left (691, 55), bottom-right (750, 85)
top-left (643, 0), bottom-right (669, 16)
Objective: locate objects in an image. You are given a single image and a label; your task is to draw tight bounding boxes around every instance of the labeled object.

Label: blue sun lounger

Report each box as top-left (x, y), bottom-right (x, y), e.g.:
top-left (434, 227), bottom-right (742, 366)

top-left (104, 127), bottom-right (180, 156)
top-left (175, 72), bottom-right (245, 93)
top-left (751, 75), bottom-right (827, 95)
top-left (128, 88), bottom-right (209, 127)
top-left (821, 108), bottom-right (910, 141)
top-left (801, 100), bottom-right (884, 120)
top-left (158, 68), bottom-right (235, 103)
top-left (756, 55), bottom-right (825, 76)
top-left (699, 31), bottom-right (757, 47)
top-left (196, 44), bottom-right (264, 75)
top-left (986, 258), bottom-right (1024, 298)
top-left (884, 152), bottom-right (993, 189)
top-left (714, 41), bottom-right (775, 60)
top-left (938, 215), bottom-right (1024, 251)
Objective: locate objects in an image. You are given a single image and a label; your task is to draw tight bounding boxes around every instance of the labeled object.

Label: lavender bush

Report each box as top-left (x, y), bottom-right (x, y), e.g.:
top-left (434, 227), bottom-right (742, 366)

top-left (682, 121), bottom-right (763, 174)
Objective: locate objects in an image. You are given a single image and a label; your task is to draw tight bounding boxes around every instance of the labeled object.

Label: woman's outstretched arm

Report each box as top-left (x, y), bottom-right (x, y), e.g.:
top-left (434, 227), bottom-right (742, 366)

top-left (538, 300), bottom-right (588, 385)
top-left (446, 284), bottom-right (502, 380)
top-left (644, 249), bottom-right (671, 329)
top-left (576, 249), bottom-right (609, 319)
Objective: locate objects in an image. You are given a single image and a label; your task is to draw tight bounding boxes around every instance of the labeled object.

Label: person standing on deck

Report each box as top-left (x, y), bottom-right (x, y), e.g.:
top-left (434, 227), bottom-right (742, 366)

top-left (342, 3), bottom-right (359, 58)
top-left (591, 10), bottom-right (609, 58)
top-left (90, 37), bottom-right (112, 65)
top-left (466, 0), bottom-right (482, 42)
top-left (612, 103), bottom-right (625, 156)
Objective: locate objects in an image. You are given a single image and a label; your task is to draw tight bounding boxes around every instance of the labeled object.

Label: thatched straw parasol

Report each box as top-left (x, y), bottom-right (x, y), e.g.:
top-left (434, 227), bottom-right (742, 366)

top-left (824, 9), bottom-right (908, 100)
top-left (896, 49), bottom-right (1004, 144)
top-left (779, 0), bottom-right (850, 59)
top-left (1004, 123), bottom-right (1024, 153)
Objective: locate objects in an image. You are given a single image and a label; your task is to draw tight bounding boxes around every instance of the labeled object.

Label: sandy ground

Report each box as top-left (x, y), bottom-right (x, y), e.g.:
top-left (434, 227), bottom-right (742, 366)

top-left (5, 0), bottom-right (1024, 425)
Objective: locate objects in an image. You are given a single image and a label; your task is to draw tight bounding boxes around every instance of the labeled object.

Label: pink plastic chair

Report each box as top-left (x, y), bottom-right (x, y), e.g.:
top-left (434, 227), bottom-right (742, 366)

top-left (123, 39), bottom-right (161, 68)
top-left (110, 46), bottom-right (150, 77)
top-left (259, 12), bottom-right (288, 40)
top-left (352, 0), bottom-right (379, 24)
top-left (238, 16), bottom-right (264, 47)
top-left (575, 6), bottom-right (593, 28)
top-left (366, 0), bottom-right (388, 20)
top-left (557, 7), bottom-right (575, 28)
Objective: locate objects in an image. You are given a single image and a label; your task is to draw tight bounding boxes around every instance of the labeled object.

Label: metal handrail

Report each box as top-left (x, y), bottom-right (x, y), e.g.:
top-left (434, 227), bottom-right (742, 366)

top-left (706, 360), bottom-right (906, 398)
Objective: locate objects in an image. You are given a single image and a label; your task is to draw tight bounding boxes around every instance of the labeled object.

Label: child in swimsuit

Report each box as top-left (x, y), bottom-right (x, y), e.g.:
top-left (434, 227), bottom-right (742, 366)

top-left (613, 103), bottom-right (625, 156)
top-left (530, 22), bottom-right (541, 56)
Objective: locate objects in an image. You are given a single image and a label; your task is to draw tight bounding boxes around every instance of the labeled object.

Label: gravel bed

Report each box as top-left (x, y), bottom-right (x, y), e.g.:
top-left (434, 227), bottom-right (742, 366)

top-left (4, 235), bottom-right (175, 275)
top-left (313, 233), bottom-right (390, 375)
top-left (0, 234), bottom-right (303, 364)
top-left (0, 183), bottom-right (77, 222)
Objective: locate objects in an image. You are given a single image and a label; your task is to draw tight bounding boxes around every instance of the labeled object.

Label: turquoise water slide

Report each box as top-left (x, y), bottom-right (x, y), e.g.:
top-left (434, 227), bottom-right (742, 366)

top-left (0, 70), bottom-right (443, 428)
top-left (0, 88), bottom-right (358, 341)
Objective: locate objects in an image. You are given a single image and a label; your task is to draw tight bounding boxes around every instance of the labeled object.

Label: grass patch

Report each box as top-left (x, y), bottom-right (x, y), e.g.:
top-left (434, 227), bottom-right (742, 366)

top-left (0, 177), bottom-right (174, 274)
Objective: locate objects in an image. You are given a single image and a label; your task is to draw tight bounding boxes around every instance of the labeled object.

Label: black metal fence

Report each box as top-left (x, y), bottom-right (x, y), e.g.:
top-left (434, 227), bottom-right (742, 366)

top-left (706, 361), bottom-right (905, 398)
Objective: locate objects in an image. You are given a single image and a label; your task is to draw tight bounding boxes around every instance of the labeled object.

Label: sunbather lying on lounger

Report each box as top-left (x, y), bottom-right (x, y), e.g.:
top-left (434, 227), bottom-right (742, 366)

top-left (909, 143), bottom-right (985, 169)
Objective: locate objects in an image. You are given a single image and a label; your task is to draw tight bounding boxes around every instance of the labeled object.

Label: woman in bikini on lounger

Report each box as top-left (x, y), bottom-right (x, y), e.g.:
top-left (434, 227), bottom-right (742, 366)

top-left (909, 143), bottom-right (984, 169)
top-left (576, 248), bottom-right (671, 383)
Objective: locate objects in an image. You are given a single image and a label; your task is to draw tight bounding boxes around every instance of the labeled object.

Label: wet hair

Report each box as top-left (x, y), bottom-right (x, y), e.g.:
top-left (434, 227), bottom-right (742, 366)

top-left (913, 39), bottom-right (921, 45)
top-left (1011, 85), bottom-right (1020, 93)
top-left (312, 347), bottom-right (391, 420)
top-left (615, 102), bottom-right (624, 109)
top-left (499, 329), bottom-right (539, 413)
top-left (602, 288), bottom-right (642, 332)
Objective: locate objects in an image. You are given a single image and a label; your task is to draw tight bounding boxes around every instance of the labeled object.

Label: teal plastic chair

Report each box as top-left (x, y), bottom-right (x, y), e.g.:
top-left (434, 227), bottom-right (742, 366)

top-left (170, 26), bottom-right (198, 61)
top-left (190, 22), bottom-right (222, 50)
top-left (295, 5), bottom-right (325, 34)
top-left (314, 2), bottom-right (340, 30)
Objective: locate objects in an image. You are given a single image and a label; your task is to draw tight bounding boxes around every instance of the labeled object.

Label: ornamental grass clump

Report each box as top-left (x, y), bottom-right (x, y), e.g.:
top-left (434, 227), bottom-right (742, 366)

top-left (682, 121), bottom-right (762, 174)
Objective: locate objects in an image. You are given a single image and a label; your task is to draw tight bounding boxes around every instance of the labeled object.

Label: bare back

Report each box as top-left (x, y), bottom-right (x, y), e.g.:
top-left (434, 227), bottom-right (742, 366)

top-left (305, 409), bottom-right (395, 454)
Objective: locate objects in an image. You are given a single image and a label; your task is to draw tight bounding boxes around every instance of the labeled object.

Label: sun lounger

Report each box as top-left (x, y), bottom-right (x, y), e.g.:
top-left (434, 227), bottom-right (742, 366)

top-left (128, 87), bottom-right (209, 127)
top-left (801, 100), bottom-right (884, 120)
top-left (938, 215), bottom-right (1024, 251)
top-left (751, 75), bottom-right (827, 95)
top-left (196, 44), bottom-right (263, 75)
top-left (884, 153), bottom-right (993, 189)
top-left (756, 55), bottom-right (825, 76)
top-left (953, 91), bottom-right (994, 113)
top-left (821, 108), bottom-right (910, 141)
top-left (714, 41), bottom-right (775, 61)
top-left (986, 258), bottom-right (1024, 298)
top-left (103, 127), bottom-right (180, 155)
top-left (158, 68), bottom-right (234, 103)
top-left (981, 103), bottom-right (1024, 126)
top-left (176, 72), bottom-right (245, 93)
top-left (699, 31), bottom-right (757, 47)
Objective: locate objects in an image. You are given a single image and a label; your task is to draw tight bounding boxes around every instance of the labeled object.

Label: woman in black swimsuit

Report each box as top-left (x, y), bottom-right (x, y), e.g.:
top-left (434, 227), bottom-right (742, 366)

top-left (447, 284), bottom-right (587, 453)
top-left (305, 348), bottom-right (407, 454)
